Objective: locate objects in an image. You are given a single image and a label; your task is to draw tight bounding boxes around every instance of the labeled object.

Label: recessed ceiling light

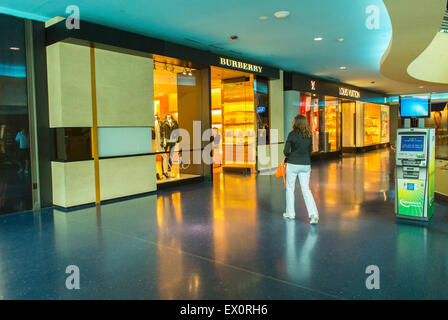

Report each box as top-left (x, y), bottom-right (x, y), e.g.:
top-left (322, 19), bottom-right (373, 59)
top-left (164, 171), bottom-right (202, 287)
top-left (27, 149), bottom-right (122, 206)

top-left (274, 11), bottom-right (290, 19)
top-left (340, 66), bottom-right (347, 70)
top-left (259, 16), bottom-right (269, 21)
top-left (337, 38), bottom-right (344, 42)
top-left (314, 37), bottom-right (323, 41)
top-left (9, 47), bottom-right (20, 51)
top-left (419, 86), bottom-right (424, 88)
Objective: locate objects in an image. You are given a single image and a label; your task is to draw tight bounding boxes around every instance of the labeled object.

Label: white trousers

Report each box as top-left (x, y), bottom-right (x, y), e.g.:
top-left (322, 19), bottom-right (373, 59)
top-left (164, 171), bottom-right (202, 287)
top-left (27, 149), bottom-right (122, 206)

top-left (285, 163), bottom-right (318, 218)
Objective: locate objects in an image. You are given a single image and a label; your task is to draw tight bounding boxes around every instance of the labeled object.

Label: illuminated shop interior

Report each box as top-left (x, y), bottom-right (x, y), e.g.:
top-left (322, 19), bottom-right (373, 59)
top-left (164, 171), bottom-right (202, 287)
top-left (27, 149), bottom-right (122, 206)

top-left (300, 92), bottom-right (390, 154)
top-left (299, 93), bottom-right (342, 153)
top-left (210, 66), bottom-right (256, 174)
top-left (153, 54), bottom-right (203, 184)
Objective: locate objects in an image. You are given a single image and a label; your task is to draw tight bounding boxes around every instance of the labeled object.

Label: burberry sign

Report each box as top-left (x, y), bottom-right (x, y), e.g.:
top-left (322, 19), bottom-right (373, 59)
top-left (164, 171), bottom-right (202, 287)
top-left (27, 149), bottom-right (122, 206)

top-left (219, 57), bottom-right (263, 73)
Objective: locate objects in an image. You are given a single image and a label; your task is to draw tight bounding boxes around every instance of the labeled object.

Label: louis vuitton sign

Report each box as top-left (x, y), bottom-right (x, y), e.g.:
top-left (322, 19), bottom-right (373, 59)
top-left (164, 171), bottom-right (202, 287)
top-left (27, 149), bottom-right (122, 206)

top-left (339, 87), bottom-right (361, 98)
top-left (219, 57), bottom-right (263, 73)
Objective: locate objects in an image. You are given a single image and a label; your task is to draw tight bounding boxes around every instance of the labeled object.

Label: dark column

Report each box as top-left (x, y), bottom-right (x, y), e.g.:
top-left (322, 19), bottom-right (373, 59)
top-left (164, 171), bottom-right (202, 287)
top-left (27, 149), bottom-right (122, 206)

top-left (25, 20), bottom-right (53, 208)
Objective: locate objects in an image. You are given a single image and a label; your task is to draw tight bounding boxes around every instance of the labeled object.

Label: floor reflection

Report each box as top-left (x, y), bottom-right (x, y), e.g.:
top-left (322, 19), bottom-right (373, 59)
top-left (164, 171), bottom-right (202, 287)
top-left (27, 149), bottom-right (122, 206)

top-left (1, 148), bottom-right (448, 299)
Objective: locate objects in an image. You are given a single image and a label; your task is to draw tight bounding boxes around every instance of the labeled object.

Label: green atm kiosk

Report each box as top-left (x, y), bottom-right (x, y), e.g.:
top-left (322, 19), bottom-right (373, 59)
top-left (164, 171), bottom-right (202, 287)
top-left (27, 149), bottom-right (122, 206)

top-left (395, 95), bottom-right (435, 221)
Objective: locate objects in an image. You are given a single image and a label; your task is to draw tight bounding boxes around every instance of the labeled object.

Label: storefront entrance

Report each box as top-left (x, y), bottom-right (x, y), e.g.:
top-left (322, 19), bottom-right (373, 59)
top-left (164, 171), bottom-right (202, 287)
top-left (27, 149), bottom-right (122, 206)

top-left (299, 92), bottom-right (342, 156)
top-left (210, 67), bottom-right (256, 175)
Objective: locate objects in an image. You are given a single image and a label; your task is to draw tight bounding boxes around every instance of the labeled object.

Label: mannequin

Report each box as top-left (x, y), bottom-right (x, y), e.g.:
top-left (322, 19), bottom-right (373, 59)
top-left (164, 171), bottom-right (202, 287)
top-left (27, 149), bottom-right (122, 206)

top-left (153, 116), bottom-right (168, 180)
top-left (161, 114), bottom-right (179, 178)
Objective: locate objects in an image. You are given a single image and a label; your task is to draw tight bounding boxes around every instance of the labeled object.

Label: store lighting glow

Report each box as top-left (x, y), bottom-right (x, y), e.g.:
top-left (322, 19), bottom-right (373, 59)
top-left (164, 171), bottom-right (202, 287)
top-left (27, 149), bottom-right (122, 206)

top-left (314, 37), bottom-right (323, 41)
top-left (274, 11), bottom-right (290, 19)
top-left (339, 66), bottom-right (347, 70)
top-left (259, 16), bottom-right (269, 20)
top-left (9, 47), bottom-right (20, 51)
top-left (212, 110), bottom-right (222, 115)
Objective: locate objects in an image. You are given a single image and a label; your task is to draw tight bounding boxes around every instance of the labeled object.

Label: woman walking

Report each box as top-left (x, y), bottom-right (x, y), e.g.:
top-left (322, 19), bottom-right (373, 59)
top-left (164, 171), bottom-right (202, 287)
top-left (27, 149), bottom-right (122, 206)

top-left (283, 115), bottom-right (319, 224)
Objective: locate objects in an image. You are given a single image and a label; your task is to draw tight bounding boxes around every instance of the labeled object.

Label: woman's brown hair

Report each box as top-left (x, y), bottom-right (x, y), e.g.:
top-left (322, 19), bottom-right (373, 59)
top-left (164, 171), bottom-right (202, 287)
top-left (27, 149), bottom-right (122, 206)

top-left (292, 114), bottom-right (312, 139)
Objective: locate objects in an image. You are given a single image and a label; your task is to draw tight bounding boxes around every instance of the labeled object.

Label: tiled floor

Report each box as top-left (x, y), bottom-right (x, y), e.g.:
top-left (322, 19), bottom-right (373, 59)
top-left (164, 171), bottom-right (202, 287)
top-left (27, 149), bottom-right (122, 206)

top-left (1, 148), bottom-right (448, 299)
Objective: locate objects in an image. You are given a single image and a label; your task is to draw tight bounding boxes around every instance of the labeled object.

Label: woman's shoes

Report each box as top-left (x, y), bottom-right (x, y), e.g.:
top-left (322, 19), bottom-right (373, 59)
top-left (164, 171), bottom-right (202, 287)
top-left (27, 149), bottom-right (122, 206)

top-left (283, 213), bottom-right (295, 219)
top-left (310, 215), bottom-right (319, 225)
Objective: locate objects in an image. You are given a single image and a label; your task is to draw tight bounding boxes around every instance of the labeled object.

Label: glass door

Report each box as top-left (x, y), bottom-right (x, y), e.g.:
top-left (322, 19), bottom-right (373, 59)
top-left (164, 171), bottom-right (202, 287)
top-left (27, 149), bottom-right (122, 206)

top-left (0, 14), bottom-right (33, 215)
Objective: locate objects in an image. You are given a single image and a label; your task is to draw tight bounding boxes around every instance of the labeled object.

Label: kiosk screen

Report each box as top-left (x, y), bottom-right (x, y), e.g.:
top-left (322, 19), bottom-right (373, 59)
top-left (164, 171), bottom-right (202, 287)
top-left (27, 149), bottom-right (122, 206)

top-left (401, 136), bottom-right (424, 152)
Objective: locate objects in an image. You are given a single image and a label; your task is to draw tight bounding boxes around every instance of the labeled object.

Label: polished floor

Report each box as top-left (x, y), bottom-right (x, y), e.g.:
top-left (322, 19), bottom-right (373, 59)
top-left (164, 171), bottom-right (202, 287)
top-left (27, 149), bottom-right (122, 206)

top-left (1, 148), bottom-right (448, 299)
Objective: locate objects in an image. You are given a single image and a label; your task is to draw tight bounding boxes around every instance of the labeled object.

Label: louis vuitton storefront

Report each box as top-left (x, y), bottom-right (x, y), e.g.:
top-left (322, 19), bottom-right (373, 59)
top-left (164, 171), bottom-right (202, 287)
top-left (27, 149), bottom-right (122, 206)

top-left (284, 72), bottom-right (390, 159)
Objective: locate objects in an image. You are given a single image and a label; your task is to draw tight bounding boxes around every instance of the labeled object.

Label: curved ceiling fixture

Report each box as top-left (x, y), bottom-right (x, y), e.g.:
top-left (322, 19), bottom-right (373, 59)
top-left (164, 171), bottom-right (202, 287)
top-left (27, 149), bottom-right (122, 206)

top-left (407, 32), bottom-right (448, 84)
top-left (380, 0), bottom-right (447, 86)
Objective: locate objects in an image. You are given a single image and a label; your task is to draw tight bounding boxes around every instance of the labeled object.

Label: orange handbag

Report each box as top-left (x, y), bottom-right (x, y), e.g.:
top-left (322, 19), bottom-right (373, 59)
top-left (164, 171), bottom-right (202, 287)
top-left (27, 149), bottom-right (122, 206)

top-left (275, 162), bottom-right (287, 188)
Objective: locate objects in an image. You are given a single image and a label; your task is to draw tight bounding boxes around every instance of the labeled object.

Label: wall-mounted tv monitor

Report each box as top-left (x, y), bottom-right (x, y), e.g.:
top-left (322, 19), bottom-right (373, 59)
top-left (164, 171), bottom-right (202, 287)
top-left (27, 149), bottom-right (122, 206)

top-left (399, 95), bottom-right (430, 118)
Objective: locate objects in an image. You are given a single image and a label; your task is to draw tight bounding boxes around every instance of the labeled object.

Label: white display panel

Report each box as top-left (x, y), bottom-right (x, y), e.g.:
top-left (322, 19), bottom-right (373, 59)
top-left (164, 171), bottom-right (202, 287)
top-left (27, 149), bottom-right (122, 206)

top-left (98, 127), bottom-right (152, 158)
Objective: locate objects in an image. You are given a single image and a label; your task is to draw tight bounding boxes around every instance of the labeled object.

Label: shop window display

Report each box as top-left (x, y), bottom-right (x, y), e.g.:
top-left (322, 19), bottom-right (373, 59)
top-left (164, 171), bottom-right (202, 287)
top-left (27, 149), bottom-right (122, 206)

top-left (323, 97), bottom-right (341, 152)
top-left (255, 78), bottom-right (270, 145)
top-left (364, 103), bottom-right (381, 146)
top-left (299, 93), bottom-right (341, 154)
top-left (299, 93), bottom-right (320, 152)
top-left (425, 103), bottom-right (448, 158)
top-left (381, 105), bottom-right (390, 144)
top-left (153, 56), bottom-right (204, 184)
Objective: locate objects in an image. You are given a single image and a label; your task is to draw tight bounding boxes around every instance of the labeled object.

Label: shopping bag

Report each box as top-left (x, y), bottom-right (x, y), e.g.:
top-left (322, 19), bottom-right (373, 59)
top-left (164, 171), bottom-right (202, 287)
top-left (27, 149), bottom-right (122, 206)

top-left (275, 162), bottom-right (287, 188)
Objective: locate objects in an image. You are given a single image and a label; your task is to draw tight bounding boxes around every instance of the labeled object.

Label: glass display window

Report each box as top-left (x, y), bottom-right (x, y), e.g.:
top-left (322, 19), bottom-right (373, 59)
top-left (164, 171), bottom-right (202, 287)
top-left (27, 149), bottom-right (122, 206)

top-left (153, 55), bottom-right (205, 184)
top-left (323, 97), bottom-right (341, 152)
top-left (0, 13), bottom-right (33, 215)
top-left (380, 105), bottom-right (390, 144)
top-left (425, 103), bottom-right (448, 159)
top-left (364, 103), bottom-right (381, 146)
top-left (299, 93), bottom-right (341, 154)
top-left (299, 93), bottom-right (320, 152)
top-left (254, 78), bottom-right (270, 145)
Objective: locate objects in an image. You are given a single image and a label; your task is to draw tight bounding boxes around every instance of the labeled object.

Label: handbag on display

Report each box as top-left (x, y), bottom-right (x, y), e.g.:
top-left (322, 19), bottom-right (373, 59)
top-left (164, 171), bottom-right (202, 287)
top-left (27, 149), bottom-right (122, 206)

top-left (275, 161), bottom-right (287, 189)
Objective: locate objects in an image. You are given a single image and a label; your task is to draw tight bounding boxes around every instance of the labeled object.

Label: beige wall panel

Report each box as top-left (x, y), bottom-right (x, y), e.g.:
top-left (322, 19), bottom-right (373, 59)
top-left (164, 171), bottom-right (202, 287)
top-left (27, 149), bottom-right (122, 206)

top-left (95, 49), bottom-right (154, 127)
top-left (272, 142), bottom-right (284, 169)
top-left (436, 160), bottom-right (448, 196)
top-left (47, 42), bottom-right (93, 128)
top-left (99, 155), bottom-right (156, 201)
top-left (257, 145), bottom-right (271, 171)
top-left (51, 161), bottom-right (96, 207)
top-left (257, 143), bottom-right (285, 171)
top-left (269, 70), bottom-right (284, 142)
top-left (51, 161), bottom-right (66, 207)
